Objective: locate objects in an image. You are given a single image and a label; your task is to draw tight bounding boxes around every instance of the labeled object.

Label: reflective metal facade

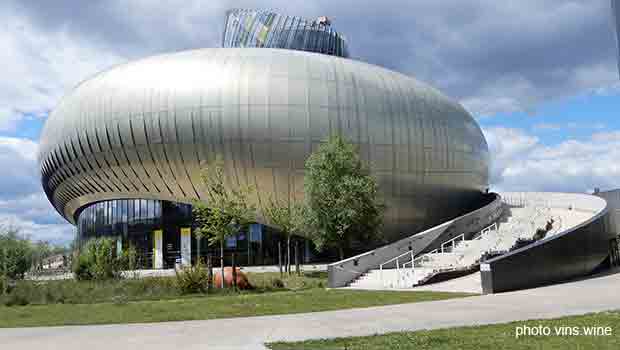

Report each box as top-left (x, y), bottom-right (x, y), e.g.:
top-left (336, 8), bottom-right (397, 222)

top-left (223, 9), bottom-right (349, 58)
top-left (39, 48), bottom-right (489, 241)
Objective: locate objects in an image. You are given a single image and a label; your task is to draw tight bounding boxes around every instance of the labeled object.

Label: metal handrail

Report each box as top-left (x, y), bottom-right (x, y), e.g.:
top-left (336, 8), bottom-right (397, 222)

top-left (379, 249), bottom-right (414, 288)
top-left (441, 233), bottom-right (464, 253)
top-left (380, 249), bottom-right (415, 269)
top-left (378, 220), bottom-right (505, 288)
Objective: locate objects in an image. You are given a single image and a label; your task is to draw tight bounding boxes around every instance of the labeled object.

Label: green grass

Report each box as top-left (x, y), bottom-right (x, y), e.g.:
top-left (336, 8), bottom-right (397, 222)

top-left (0, 271), bottom-right (473, 327)
top-left (268, 311), bottom-right (620, 350)
top-left (1, 272), bottom-right (327, 306)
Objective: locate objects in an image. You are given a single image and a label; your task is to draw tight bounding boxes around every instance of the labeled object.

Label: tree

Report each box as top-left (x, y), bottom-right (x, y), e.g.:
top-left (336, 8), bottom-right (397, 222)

top-left (1, 226), bottom-right (34, 294)
top-left (72, 237), bottom-right (124, 281)
top-left (261, 196), bottom-right (305, 274)
top-left (193, 157), bottom-right (256, 288)
top-left (304, 135), bottom-right (384, 260)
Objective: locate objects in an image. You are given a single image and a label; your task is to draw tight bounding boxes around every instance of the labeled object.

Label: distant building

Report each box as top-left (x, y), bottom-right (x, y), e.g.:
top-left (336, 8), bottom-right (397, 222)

top-left (42, 254), bottom-right (65, 270)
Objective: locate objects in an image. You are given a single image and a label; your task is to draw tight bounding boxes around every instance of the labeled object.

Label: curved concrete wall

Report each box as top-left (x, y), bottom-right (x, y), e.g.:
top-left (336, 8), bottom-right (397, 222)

top-left (481, 192), bottom-right (612, 293)
top-left (594, 188), bottom-right (620, 235)
top-left (328, 193), bottom-right (502, 288)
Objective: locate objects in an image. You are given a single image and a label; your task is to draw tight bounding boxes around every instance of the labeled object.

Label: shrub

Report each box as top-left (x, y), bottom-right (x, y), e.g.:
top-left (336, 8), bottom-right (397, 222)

top-left (3, 292), bottom-right (30, 306)
top-left (2, 281), bottom-right (37, 306)
top-left (73, 238), bottom-right (123, 281)
top-left (270, 277), bottom-right (285, 289)
top-left (73, 252), bottom-right (94, 280)
top-left (175, 264), bottom-right (210, 294)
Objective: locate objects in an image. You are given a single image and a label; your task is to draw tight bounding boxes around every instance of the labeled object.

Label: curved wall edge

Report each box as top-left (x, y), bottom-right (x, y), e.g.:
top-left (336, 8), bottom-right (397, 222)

top-left (481, 192), bottom-right (613, 293)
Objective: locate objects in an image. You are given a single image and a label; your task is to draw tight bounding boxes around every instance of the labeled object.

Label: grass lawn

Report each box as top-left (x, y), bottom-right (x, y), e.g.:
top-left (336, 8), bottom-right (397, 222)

top-left (0, 272), bottom-right (473, 328)
top-left (268, 311), bottom-right (620, 350)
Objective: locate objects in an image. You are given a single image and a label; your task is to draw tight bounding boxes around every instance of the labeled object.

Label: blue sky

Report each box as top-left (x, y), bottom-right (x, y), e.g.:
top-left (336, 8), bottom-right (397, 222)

top-left (0, 0), bottom-right (619, 244)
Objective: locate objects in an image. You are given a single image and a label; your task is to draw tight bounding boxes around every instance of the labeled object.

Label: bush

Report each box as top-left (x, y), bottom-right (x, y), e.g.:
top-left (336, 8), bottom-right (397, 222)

top-left (73, 238), bottom-right (123, 281)
top-left (73, 252), bottom-right (94, 280)
top-left (0, 229), bottom-right (34, 280)
top-left (2, 281), bottom-right (37, 306)
top-left (270, 277), bottom-right (285, 289)
top-left (3, 292), bottom-right (30, 306)
top-left (175, 265), bottom-right (210, 294)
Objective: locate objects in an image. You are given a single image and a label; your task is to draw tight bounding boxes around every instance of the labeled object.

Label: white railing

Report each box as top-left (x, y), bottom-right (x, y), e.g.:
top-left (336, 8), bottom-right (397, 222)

top-left (440, 234), bottom-right (464, 253)
top-left (378, 221), bottom-right (502, 288)
top-left (472, 223), bottom-right (498, 240)
top-left (379, 249), bottom-right (414, 288)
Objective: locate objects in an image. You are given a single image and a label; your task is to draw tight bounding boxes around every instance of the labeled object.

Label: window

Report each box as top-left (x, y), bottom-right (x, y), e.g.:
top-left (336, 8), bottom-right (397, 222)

top-left (226, 236), bottom-right (237, 248)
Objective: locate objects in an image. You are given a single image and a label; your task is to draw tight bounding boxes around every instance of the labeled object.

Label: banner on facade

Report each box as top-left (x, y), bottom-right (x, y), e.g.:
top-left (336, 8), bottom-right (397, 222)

top-left (181, 227), bottom-right (191, 266)
top-left (153, 230), bottom-right (163, 269)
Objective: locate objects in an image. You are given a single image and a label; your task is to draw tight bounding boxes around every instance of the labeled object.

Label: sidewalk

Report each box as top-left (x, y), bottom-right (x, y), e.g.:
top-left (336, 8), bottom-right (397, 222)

top-left (4, 269), bottom-right (620, 350)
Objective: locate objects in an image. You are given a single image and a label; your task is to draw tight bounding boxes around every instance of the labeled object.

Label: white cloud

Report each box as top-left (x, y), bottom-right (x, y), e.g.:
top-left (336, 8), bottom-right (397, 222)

top-left (0, 136), bottom-right (72, 244)
top-left (0, 213), bottom-right (73, 244)
top-left (533, 123), bottom-right (562, 131)
top-left (0, 136), bottom-right (39, 197)
top-left (0, 1), bottom-right (618, 243)
top-left (484, 127), bottom-right (620, 193)
top-left (0, 14), bottom-right (124, 131)
top-left (3, 0), bottom-right (617, 119)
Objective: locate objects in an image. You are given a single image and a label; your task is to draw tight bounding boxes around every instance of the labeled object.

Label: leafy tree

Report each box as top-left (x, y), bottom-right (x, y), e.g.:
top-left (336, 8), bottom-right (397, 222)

top-left (304, 135), bottom-right (384, 260)
top-left (1, 226), bottom-right (34, 294)
top-left (73, 237), bottom-right (124, 280)
top-left (261, 196), bottom-right (305, 274)
top-left (193, 157), bottom-right (256, 288)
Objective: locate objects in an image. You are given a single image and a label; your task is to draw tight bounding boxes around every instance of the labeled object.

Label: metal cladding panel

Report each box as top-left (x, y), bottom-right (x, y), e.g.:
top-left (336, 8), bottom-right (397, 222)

top-left (39, 48), bottom-right (489, 241)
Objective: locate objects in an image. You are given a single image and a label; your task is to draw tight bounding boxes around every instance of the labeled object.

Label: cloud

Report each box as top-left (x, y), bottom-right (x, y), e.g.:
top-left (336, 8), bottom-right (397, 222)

top-left (0, 1), bottom-right (618, 243)
top-left (484, 127), bottom-right (620, 193)
top-left (1, 0), bottom-right (617, 120)
top-left (0, 137), bottom-right (72, 244)
top-left (0, 136), bottom-right (39, 197)
top-left (532, 122), bottom-right (606, 132)
top-left (0, 213), bottom-right (74, 245)
top-left (0, 6), bottom-right (124, 132)
top-left (533, 123), bottom-right (562, 131)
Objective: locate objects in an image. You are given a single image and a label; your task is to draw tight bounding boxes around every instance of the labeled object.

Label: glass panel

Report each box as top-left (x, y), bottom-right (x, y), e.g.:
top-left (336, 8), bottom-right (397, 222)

top-left (141, 200), bottom-right (148, 220)
top-left (148, 200), bottom-right (155, 219)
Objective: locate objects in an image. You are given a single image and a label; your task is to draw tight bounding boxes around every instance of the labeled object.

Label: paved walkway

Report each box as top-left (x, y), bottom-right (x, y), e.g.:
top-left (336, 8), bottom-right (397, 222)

top-left (3, 269), bottom-right (620, 350)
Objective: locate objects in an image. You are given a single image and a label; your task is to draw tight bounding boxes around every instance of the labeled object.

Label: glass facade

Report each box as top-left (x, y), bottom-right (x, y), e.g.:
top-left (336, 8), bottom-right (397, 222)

top-left (75, 199), bottom-right (322, 268)
top-left (223, 9), bottom-right (349, 58)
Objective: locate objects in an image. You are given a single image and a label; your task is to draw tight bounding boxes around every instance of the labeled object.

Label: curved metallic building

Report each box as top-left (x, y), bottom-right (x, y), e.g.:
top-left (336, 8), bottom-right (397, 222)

top-left (39, 10), bottom-right (489, 266)
top-left (223, 9), bottom-right (349, 58)
top-left (39, 47), bottom-right (489, 238)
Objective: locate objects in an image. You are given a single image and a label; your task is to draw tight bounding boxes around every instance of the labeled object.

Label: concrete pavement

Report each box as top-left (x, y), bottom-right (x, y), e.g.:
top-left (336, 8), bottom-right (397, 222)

top-left (2, 269), bottom-right (620, 350)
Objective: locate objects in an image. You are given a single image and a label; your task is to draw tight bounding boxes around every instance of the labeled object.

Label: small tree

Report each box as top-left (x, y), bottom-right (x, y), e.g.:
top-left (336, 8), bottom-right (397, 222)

top-left (193, 157), bottom-right (255, 288)
top-left (262, 196), bottom-right (305, 274)
top-left (0, 227), bottom-right (34, 291)
top-left (73, 237), bottom-right (123, 281)
top-left (304, 135), bottom-right (384, 260)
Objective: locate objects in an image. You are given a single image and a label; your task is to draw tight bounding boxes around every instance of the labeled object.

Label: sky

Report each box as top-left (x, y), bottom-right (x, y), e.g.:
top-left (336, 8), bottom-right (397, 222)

top-left (0, 0), bottom-right (619, 245)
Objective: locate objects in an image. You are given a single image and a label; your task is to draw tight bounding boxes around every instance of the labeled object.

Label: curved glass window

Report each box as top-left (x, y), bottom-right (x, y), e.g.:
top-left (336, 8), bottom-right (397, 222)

top-left (76, 199), bottom-right (173, 242)
top-left (223, 9), bottom-right (349, 58)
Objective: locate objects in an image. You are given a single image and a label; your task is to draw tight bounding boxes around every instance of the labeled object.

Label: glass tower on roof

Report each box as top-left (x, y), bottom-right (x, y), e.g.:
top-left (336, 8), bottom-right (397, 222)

top-left (222, 9), bottom-right (349, 58)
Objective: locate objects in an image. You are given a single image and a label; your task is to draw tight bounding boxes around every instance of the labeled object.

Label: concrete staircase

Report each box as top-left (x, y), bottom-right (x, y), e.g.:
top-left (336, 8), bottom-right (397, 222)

top-left (347, 267), bottom-right (436, 289)
top-left (348, 200), bottom-right (560, 290)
